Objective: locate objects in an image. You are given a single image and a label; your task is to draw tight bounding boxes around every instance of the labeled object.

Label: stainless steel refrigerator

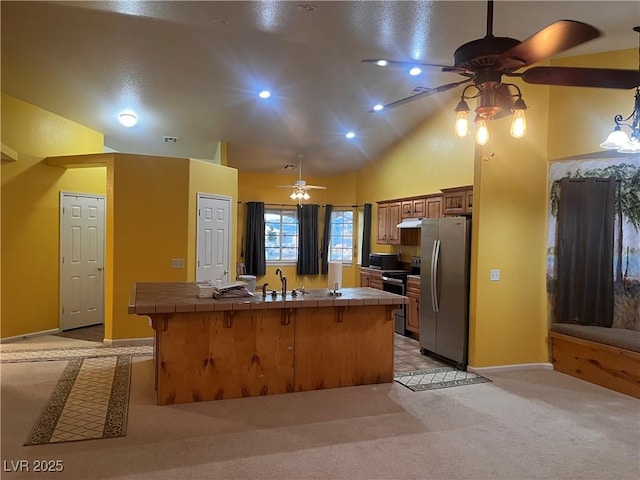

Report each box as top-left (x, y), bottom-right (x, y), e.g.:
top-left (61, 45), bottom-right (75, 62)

top-left (420, 217), bottom-right (471, 369)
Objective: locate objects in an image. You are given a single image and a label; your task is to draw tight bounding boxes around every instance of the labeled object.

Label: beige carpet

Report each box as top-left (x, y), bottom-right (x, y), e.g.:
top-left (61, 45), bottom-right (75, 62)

top-left (1, 335), bottom-right (639, 479)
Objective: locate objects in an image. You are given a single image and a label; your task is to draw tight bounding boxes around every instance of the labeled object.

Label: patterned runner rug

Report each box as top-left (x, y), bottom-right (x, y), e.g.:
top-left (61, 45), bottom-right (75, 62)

top-left (394, 367), bottom-right (492, 391)
top-left (0, 345), bottom-right (153, 446)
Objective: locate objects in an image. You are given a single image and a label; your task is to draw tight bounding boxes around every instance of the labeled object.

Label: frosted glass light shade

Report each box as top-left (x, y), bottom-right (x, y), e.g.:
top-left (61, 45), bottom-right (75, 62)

top-left (600, 128), bottom-right (630, 149)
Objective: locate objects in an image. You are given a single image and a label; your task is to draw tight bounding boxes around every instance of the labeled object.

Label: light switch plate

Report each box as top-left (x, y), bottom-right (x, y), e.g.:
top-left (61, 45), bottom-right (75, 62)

top-left (490, 269), bottom-right (500, 281)
top-left (171, 258), bottom-right (185, 269)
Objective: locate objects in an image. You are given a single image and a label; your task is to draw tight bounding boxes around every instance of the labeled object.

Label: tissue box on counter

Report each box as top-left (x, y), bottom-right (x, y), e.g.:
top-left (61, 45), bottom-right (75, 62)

top-left (196, 282), bottom-right (215, 298)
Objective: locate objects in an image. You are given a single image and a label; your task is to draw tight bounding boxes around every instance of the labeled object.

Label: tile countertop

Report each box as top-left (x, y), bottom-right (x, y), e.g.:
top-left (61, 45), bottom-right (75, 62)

top-left (407, 275), bottom-right (421, 281)
top-left (128, 282), bottom-right (408, 315)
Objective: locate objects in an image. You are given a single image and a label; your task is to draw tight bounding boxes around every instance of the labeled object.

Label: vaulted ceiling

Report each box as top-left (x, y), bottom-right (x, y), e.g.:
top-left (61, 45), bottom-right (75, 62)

top-left (2, 1), bottom-right (638, 176)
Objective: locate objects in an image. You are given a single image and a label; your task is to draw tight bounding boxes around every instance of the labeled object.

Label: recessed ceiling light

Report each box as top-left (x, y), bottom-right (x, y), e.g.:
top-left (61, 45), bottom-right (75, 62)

top-left (345, 131), bottom-right (356, 139)
top-left (259, 90), bottom-right (271, 99)
top-left (373, 104), bottom-right (384, 111)
top-left (375, 60), bottom-right (388, 67)
top-left (118, 112), bottom-right (137, 127)
top-left (409, 67), bottom-right (422, 76)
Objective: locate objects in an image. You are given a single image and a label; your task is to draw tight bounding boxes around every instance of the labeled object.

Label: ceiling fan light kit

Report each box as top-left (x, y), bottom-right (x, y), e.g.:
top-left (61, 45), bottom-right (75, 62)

top-left (453, 82), bottom-right (528, 144)
top-left (364, 0), bottom-right (640, 147)
top-left (278, 154), bottom-right (326, 202)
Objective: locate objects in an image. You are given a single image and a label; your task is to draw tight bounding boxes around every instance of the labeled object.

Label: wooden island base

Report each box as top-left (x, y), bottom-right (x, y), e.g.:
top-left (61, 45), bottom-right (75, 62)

top-left (130, 283), bottom-right (403, 405)
top-left (151, 305), bottom-right (394, 405)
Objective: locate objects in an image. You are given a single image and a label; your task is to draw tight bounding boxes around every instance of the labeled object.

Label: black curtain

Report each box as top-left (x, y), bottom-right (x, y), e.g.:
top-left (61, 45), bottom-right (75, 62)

top-left (361, 203), bottom-right (372, 267)
top-left (245, 202), bottom-right (266, 276)
top-left (556, 177), bottom-right (615, 327)
top-left (321, 204), bottom-right (333, 274)
top-left (297, 204), bottom-right (319, 275)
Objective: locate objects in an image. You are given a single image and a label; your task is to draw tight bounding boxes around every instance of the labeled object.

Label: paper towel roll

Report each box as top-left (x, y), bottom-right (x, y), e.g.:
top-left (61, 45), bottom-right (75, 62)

top-left (328, 261), bottom-right (342, 290)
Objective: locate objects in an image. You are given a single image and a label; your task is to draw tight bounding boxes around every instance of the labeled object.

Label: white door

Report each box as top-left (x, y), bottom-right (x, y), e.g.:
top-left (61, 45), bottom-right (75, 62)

top-left (60, 193), bottom-right (105, 330)
top-left (196, 194), bottom-right (231, 285)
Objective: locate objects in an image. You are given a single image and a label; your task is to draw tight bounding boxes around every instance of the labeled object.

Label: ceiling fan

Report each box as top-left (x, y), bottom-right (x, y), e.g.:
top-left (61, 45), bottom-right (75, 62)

top-left (278, 154), bottom-right (327, 201)
top-left (363, 0), bottom-right (640, 143)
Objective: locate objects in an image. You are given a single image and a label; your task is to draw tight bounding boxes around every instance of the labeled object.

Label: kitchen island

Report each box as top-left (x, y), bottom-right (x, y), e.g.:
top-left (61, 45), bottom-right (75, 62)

top-left (128, 282), bottom-right (407, 405)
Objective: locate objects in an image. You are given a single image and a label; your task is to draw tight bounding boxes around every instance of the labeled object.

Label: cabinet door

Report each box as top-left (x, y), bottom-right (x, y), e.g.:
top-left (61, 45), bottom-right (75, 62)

top-left (369, 271), bottom-right (383, 290)
top-left (412, 198), bottom-right (426, 218)
top-left (406, 278), bottom-right (421, 334)
top-left (426, 196), bottom-right (442, 218)
top-left (387, 202), bottom-right (402, 244)
top-left (377, 203), bottom-right (389, 243)
top-left (401, 201), bottom-right (413, 219)
top-left (360, 271), bottom-right (370, 287)
top-left (442, 191), bottom-right (466, 216)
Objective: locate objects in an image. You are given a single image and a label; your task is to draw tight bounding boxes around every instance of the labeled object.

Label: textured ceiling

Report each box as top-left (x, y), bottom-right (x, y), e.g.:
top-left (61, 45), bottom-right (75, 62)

top-left (2, 1), bottom-right (639, 176)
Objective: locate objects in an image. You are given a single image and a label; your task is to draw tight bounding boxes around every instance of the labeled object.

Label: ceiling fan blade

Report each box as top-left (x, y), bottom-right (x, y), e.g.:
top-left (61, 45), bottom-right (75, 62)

top-left (370, 79), bottom-right (472, 112)
top-left (497, 20), bottom-right (601, 70)
top-left (305, 185), bottom-right (327, 190)
top-left (361, 58), bottom-right (456, 70)
top-left (520, 67), bottom-right (640, 89)
top-left (277, 185), bottom-right (297, 188)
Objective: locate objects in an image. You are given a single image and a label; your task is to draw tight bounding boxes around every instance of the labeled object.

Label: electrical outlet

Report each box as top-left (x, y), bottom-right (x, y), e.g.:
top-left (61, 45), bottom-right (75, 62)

top-left (490, 269), bottom-right (500, 281)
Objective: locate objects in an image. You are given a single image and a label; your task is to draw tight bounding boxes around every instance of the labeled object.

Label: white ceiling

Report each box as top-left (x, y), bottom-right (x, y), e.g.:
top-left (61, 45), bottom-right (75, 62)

top-left (2, 1), bottom-right (639, 176)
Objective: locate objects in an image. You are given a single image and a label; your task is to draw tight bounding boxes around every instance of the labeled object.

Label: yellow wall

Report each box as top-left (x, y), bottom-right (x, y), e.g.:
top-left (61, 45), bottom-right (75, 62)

top-left (356, 94), bottom-right (476, 261)
top-left (469, 79), bottom-right (551, 367)
top-left (237, 170), bottom-right (358, 290)
top-left (108, 154), bottom-right (190, 340)
top-left (1, 93), bottom-right (104, 338)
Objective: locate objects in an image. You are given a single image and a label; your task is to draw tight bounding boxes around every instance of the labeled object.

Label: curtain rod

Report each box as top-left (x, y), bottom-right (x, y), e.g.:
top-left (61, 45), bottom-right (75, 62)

top-left (238, 201), bottom-right (365, 208)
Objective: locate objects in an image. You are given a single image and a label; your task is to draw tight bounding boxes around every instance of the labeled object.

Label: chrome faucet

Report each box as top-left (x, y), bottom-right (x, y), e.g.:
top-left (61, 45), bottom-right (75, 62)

top-left (274, 268), bottom-right (287, 297)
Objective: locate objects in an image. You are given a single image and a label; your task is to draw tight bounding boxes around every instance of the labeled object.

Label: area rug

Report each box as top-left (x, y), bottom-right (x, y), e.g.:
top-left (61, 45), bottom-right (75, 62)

top-left (394, 367), bottom-right (492, 392)
top-left (24, 354), bottom-right (135, 445)
top-left (0, 344), bottom-right (153, 363)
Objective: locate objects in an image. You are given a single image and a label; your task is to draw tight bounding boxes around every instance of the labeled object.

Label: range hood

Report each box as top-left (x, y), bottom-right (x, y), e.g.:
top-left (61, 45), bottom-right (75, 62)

top-left (396, 218), bottom-right (423, 229)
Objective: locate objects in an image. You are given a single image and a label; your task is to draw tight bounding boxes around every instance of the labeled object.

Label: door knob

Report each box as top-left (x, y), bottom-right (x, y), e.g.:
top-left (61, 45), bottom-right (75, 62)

top-left (98, 267), bottom-right (104, 271)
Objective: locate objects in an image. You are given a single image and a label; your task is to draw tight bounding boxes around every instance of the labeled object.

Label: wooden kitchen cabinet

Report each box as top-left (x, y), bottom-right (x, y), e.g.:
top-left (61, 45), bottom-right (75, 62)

top-left (401, 197), bottom-right (426, 219)
top-left (406, 276), bottom-right (421, 335)
top-left (441, 185), bottom-right (473, 216)
top-left (360, 268), bottom-right (383, 290)
top-left (425, 195), bottom-right (442, 218)
top-left (376, 201), bottom-right (402, 245)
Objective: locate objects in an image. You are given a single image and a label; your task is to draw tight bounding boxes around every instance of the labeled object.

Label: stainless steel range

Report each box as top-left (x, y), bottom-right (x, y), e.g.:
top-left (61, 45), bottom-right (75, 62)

top-left (381, 256), bottom-right (421, 335)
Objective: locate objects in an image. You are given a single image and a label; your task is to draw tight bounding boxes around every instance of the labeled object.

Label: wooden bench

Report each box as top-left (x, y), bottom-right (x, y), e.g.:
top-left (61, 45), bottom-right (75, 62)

top-left (549, 323), bottom-right (640, 398)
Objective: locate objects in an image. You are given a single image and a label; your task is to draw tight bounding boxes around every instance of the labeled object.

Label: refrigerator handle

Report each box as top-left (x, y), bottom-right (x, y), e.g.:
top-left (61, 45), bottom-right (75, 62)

top-left (430, 239), bottom-right (441, 313)
top-left (431, 240), bottom-right (440, 313)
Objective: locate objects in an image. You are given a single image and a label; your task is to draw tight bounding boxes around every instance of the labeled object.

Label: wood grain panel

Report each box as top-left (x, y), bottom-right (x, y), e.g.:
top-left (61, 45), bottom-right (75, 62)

top-left (294, 305), bottom-right (394, 392)
top-left (155, 310), bottom-right (294, 405)
top-left (550, 331), bottom-right (640, 399)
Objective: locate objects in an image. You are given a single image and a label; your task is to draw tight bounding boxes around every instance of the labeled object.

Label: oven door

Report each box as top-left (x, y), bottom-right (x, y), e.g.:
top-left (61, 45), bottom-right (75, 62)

top-left (382, 276), bottom-right (406, 335)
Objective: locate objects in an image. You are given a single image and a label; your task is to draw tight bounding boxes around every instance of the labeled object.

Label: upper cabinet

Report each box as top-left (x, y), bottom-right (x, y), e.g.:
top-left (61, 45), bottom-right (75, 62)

top-left (441, 185), bottom-right (473, 217)
top-left (377, 201), bottom-right (402, 244)
top-left (401, 197), bottom-right (426, 219)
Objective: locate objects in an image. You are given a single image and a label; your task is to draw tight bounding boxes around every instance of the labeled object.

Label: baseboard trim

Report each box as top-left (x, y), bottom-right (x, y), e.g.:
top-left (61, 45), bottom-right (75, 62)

top-left (468, 363), bottom-right (553, 374)
top-left (103, 337), bottom-right (154, 346)
top-left (0, 328), bottom-right (62, 344)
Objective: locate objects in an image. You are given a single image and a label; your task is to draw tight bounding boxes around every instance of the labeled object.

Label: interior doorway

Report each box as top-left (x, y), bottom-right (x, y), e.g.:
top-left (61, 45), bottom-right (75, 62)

top-left (196, 193), bottom-right (231, 285)
top-left (59, 192), bottom-right (106, 331)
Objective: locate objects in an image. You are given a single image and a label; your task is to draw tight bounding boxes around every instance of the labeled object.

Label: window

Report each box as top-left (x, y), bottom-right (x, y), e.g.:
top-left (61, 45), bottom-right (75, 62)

top-left (329, 210), bottom-right (354, 263)
top-left (265, 209), bottom-right (298, 263)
